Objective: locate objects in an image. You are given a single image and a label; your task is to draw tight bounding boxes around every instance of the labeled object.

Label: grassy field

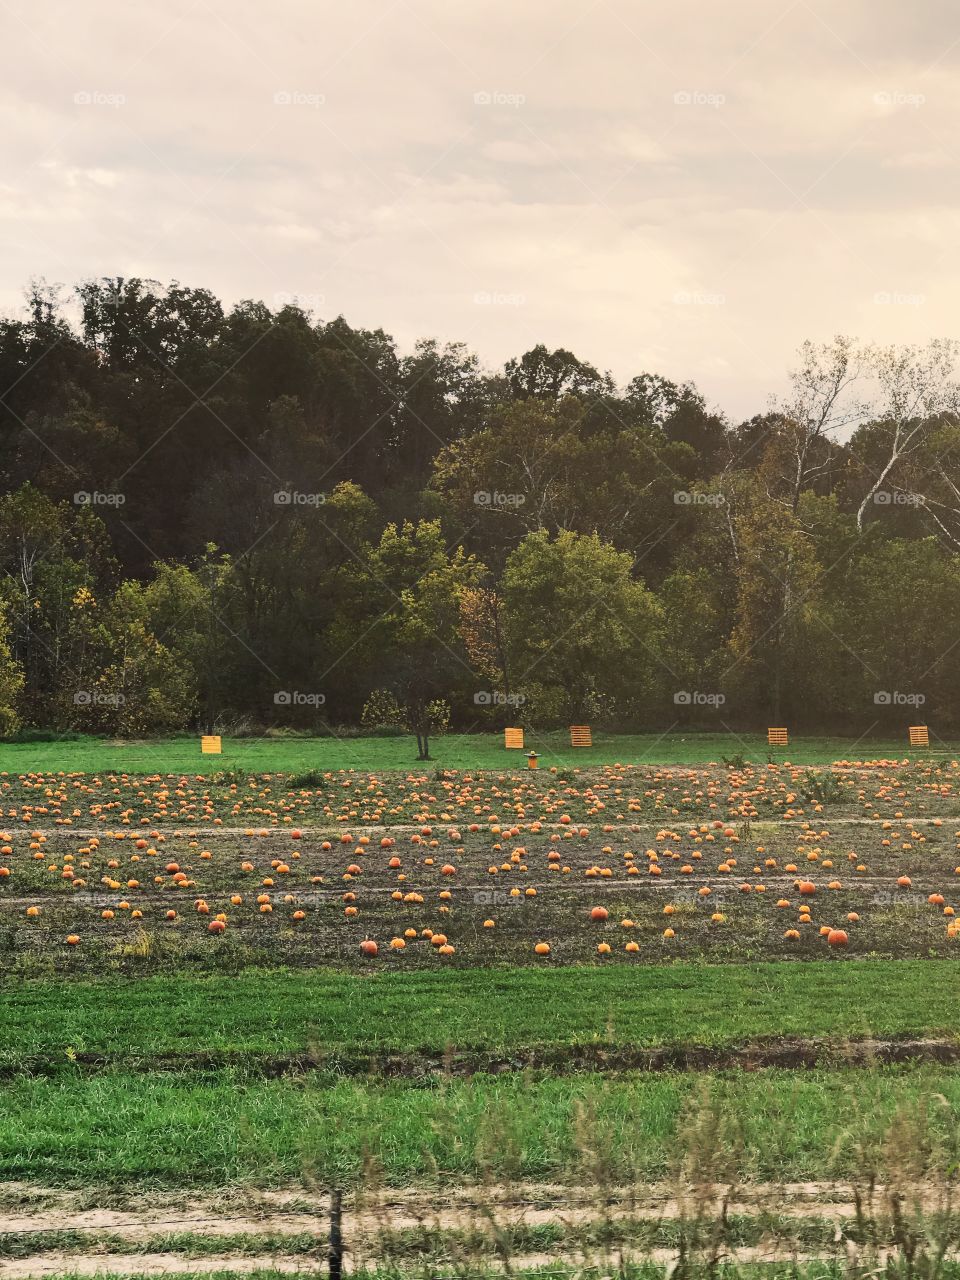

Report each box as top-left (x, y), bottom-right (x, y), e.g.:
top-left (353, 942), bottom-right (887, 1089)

top-left (1, 729), bottom-right (955, 773)
top-left (1, 961), bottom-right (958, 1067)
top-left (0, 1063), bottom-right (958, 1186)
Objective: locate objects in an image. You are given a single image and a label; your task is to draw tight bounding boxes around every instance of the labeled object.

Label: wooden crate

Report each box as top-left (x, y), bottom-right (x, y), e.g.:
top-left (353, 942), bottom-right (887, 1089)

top-left (200, 735), bottom-right (222, 754)
top-left (909, 725), bottom-right (929, 748)
top-left (504, 727), bottom-right (524, 749)
top-left (767, 727), bottom-right (788, 746)
top-left (569, 726), bottom-right (592, 748)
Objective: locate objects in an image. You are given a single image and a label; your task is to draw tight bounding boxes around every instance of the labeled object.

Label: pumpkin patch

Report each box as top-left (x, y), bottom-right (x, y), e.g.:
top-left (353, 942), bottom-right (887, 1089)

top-left (0, 758), bottom-right (954, 972)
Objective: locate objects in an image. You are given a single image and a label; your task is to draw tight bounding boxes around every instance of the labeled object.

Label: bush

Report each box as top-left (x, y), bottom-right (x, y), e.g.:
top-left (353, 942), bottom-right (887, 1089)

top-left (3, 728), bottom-right (98, 744)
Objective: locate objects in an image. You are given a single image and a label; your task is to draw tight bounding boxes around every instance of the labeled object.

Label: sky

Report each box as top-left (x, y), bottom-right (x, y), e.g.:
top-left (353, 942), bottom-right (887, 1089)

top-left (2, 0), bottom-right (960, 421)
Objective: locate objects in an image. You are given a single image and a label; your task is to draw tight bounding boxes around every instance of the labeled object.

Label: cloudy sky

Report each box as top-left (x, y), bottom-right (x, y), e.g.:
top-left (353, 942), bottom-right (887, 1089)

top-left (3, 0), bottom-right (959, 419)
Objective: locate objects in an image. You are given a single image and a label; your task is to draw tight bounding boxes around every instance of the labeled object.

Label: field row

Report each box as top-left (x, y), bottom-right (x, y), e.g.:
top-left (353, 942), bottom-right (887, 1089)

top-left (0, 1064), bottom-right (958, 1186)
top-left (0, 961), bottom-right (957, 1067)
top-left (5, 759), bottom-right (960, 829)
top-left (1, 815), bottom-right (959, 970)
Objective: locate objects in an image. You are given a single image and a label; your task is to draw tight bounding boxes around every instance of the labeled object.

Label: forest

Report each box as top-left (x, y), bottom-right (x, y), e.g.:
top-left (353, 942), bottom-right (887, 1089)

top-left (0, 277), bottom-right (958, 744)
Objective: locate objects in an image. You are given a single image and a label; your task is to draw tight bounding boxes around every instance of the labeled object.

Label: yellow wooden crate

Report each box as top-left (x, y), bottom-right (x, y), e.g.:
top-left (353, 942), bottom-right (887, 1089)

top-left (569, 726), bottom-right (592, 747)
top-left (200, 735), bottom-right (222, 754)
top-left (504, 728), bottom-right (524, 749)
top-left (767, 727), bottom-right (788, 746)
top-left (909, 725), bottom-right (929, 748)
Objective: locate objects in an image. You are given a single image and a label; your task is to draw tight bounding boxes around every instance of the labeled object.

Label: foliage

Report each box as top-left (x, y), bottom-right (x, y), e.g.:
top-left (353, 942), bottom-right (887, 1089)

top-left (3, 286), bottom-right (960, 733)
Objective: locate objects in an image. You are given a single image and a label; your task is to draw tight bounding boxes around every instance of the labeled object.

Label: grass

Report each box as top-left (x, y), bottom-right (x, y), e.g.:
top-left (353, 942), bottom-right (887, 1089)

top-left (0, 960), bottom-right (957, 1068)
top-left (0, 730), bottom-right (953, 774)
top-left (0, 1064), bottom-right (958, 1186)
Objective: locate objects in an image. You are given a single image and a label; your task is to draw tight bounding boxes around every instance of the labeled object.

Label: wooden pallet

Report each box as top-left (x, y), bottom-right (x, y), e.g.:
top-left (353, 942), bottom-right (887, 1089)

top-left (569, 726), bottom-right (592, 748)
top-left (504, 727), bottom-right (524, 749)
top-left (909, 725), bottom-right (929, 748)
top-left (767, 727), bottom-right (788, 746)
top-left (200, 735), bottom-right (222, 754)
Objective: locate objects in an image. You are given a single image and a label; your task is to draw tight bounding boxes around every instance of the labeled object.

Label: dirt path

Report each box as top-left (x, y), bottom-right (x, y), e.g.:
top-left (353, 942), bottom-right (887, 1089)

top-left (0, 1178), bottom-right (946, 1235)
top-left (0, 1179), bottom-right (950, 1278)
top-left (0, 1257), bottom-right (325, 1278)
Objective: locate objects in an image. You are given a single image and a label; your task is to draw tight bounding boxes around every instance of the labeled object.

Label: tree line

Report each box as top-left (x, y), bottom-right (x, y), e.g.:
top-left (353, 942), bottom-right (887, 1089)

top-left (1, 277), bottom-right (959, 749)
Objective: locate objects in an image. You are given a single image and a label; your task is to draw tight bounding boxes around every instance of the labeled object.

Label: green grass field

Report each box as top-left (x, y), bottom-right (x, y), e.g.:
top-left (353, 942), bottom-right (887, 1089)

top-left (2, 960), bottom-right (957, 1067)
top-left (0, 1063), bottom-right (957, 1186)
top-left (1, 729), bottom-right (953, 774)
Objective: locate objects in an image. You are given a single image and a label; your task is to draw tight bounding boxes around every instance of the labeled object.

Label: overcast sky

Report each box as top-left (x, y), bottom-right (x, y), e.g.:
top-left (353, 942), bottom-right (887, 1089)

top-left (3, 0), bottom-right (959, 420)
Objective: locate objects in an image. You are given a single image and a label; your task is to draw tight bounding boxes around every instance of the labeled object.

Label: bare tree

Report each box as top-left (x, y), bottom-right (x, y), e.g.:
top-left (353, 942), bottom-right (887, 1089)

top-left (777, 335), bottom-right (869, 513)
top-left (855, 339), bottom-right (960, 531)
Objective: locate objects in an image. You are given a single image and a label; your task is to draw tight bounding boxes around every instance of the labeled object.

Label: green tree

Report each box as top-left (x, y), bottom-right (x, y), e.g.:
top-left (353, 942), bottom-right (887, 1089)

top-left (501, 530), bottom-right (663, 723)
top-left (0, 605), bottom-right (24, 735)
top-left (358, 520), bottom-right (484, 758)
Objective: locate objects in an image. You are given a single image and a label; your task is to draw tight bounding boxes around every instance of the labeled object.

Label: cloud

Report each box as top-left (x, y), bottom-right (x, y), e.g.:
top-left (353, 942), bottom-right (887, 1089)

top-left (2, 0), bottom-right (960, 419)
